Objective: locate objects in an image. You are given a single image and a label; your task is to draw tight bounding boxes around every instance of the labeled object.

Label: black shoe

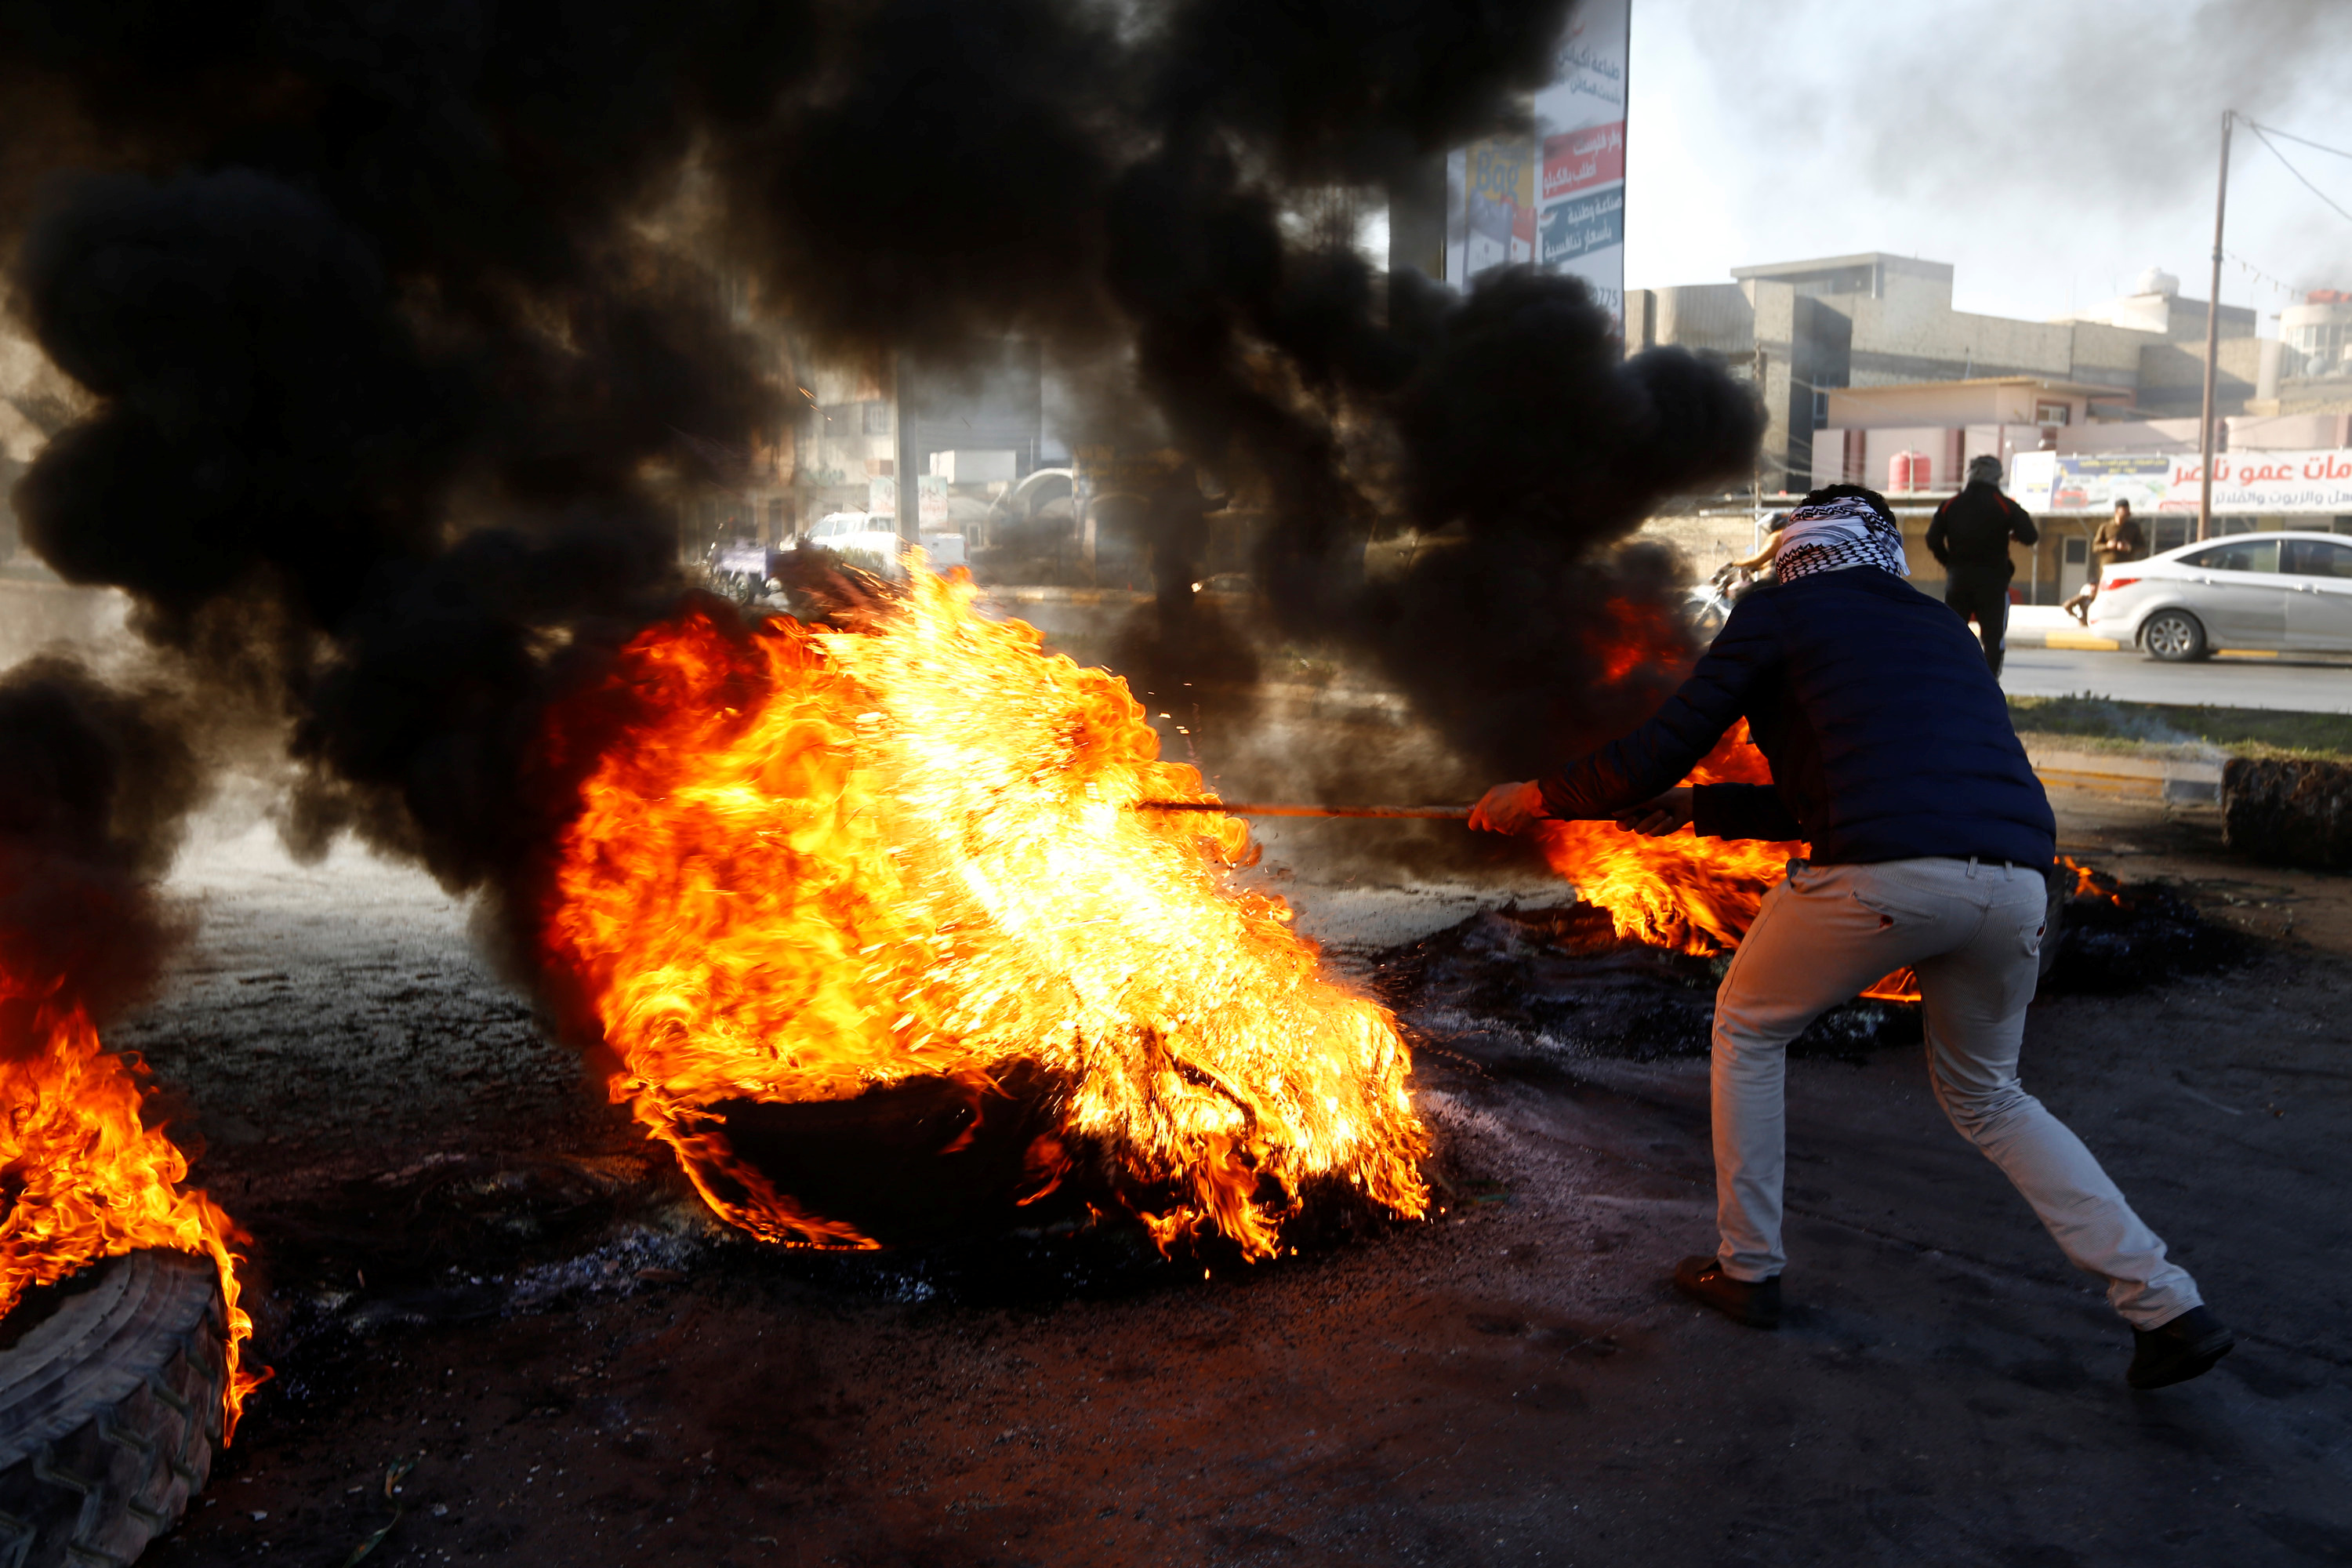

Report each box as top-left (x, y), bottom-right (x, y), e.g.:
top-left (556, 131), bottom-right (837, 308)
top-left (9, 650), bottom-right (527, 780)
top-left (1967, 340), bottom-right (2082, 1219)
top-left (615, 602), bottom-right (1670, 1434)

top-left (2128, 1305), bottom-right (2235, 1389)
top-left (1672, 1255), bottom-right (1781, 1329)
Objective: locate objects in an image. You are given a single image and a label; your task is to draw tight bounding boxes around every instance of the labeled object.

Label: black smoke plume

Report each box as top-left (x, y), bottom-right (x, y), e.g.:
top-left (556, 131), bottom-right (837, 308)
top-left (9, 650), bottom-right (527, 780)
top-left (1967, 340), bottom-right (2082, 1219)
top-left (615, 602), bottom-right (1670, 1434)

top-left (1371, 270), bottom-right (1763, 774)
top-left (0, 657), bottom-right (203, 1025)
top-left (0, 0), bottom-right (1760, 974)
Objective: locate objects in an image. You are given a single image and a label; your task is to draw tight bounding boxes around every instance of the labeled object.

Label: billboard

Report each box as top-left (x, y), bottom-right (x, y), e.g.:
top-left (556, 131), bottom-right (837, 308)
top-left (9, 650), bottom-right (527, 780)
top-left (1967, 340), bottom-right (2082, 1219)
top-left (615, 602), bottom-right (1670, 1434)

top-left (1533, 0), bottom-right (1629, 324)
top-left (2011, 448), bottom-right (2352, 514)
top-left (1444, 0), bottom-right (1630, 327)
top-left (2006, 453), bottom-right (2173, 514)
top-left (1446, 136), bottom-right (1536, 285)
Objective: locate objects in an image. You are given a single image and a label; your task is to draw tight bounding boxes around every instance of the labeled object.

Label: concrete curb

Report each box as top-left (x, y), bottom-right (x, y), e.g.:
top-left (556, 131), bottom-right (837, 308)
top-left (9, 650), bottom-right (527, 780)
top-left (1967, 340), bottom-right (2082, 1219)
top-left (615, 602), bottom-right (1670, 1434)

top-left (2026, 742), bottom-right (2221, 804)
top-left (2008, 626), bottom-right (2123, 652)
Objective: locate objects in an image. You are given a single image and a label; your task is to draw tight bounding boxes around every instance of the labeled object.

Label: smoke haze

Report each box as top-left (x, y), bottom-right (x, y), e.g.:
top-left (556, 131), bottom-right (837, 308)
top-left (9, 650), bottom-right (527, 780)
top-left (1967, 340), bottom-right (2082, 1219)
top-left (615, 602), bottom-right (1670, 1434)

top-left (0, 657), bottom-right (204, 1023)
top-left (0, 0), bottom-right (1761, 983)
top-left (1635, 0), bottom-right (2352, 313)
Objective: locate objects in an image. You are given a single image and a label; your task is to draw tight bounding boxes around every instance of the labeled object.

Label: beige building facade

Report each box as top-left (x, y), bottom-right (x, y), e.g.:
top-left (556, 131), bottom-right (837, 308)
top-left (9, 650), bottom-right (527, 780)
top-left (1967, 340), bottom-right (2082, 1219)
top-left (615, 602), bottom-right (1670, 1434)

top-left (1628, 254), bottom-right (2263, 496)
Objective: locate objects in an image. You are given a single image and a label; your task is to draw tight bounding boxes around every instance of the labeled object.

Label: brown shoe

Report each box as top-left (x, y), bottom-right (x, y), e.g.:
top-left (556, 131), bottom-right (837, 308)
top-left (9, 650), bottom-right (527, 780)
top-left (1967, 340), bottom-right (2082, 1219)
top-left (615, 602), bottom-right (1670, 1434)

top-left (1672, 1255), bottom-right (1782, 1329)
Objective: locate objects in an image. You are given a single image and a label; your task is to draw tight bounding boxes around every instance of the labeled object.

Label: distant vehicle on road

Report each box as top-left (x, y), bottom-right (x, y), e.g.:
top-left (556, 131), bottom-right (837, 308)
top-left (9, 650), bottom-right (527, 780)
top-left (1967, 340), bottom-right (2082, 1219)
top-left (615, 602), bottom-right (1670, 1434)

top-left (800, 510), bottom-right (967, 576)
top-left (2085, 530), bottom-right (2352, 661)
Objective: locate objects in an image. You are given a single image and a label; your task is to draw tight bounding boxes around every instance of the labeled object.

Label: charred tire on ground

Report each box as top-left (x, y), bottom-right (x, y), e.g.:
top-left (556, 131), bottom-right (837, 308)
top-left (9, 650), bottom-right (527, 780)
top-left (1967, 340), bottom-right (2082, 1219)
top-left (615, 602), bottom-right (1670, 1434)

top-left (2140, 609), bottom-right (2207, 662)
top-left (0, 1250), bottom-right (227, 1567)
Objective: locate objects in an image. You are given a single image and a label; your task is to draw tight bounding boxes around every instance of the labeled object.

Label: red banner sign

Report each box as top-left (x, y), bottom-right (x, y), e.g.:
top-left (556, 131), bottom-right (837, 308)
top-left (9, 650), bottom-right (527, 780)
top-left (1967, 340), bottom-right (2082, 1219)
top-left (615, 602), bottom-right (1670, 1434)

top-left (1543, 120), bottom-right (1625, 201)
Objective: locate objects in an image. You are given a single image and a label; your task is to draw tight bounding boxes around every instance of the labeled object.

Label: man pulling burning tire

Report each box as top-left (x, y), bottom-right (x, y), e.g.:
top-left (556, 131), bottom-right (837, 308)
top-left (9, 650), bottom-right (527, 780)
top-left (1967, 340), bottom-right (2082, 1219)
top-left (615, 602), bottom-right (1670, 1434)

top-left (1469, 485), bottom-right (2234, 1389)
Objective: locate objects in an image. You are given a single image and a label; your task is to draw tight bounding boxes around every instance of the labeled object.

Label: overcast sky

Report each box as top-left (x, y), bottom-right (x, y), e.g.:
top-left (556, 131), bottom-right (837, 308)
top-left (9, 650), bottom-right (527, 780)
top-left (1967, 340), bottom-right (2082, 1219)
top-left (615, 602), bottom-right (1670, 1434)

top-left (1623, 0), bottom-right (2352, 331)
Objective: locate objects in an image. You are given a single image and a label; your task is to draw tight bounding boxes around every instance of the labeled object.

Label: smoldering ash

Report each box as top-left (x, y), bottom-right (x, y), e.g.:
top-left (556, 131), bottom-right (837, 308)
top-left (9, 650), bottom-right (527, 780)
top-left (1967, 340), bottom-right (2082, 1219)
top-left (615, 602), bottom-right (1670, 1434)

top-left (0, 0), bottom-right (1761, 942)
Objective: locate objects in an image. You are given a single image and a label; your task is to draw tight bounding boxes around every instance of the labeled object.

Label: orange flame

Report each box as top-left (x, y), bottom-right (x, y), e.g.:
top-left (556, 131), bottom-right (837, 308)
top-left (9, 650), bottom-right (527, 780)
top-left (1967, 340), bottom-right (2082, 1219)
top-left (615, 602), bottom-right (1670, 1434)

top-left (1593, 597), bottom-right (1689, 684)
top-left (1533, 723), bottom-right (1799, 955)
top-left (2058, 855), bottom-right (2125, 907)
top-left (543, 572), bottom-right (1428, 1259)
top-left (1534, 723), bottom-right (1923, 1003)
top-left (0, 975), bottom-right (265, 1439)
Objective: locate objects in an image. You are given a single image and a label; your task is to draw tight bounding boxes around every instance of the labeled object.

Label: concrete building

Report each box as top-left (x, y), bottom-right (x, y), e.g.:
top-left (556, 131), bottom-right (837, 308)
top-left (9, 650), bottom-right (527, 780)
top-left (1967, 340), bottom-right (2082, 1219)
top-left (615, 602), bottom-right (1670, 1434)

top-left (1628, 254), bottom-right (2263, 494)
top-left (2245, 290), bottom-right (2352, 420)
top-left (1815, 376), bottom-right (2136, 496)
top-left (2279, 291), bottom-right (2352, 378)
top-left (1803, 377), bottom-right (2352, 604)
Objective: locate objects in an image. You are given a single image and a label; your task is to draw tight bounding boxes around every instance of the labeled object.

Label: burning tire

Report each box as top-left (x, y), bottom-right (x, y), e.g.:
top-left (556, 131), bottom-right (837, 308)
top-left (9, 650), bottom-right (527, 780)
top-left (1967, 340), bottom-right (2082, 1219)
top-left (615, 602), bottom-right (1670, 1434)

top-left (0, 1250), bottom-right (229, 1568)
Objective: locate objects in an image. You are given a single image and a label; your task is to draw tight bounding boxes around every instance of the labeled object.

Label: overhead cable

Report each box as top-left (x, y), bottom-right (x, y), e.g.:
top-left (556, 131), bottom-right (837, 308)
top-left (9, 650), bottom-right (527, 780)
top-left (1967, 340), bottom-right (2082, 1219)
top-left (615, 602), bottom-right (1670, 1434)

top-left (2241, 118), bottom-right (2352, 163)
top-left (2242, 119), bottom-right (2352, 227)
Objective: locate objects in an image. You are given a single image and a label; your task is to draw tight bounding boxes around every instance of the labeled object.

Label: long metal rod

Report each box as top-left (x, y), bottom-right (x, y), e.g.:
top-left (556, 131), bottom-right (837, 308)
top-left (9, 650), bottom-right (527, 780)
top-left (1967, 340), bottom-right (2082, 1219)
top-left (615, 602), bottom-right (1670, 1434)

top-left (2198, 109), bottom-right (2234, 545)
top-left (1137, 800), bottom-right (1471, 820)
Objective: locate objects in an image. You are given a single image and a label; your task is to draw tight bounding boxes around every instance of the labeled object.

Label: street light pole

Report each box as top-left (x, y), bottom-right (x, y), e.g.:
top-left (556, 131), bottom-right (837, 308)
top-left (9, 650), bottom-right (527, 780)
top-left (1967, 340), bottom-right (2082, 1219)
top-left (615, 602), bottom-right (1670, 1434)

top-left (894, 349), bottom-right (925, 559)
top-left (2197, 110), bottom-right (2234, 544)
top-left (1751, 343), bottom-right (1766, 554)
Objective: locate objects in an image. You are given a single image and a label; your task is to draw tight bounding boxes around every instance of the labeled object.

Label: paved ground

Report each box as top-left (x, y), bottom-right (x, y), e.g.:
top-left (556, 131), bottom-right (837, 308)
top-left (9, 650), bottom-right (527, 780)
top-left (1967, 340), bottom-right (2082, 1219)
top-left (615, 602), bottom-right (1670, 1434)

top-left (75, 785), bottom-right (2350, 1568)
top-left (1999, 644), bottom-right (2352, 713)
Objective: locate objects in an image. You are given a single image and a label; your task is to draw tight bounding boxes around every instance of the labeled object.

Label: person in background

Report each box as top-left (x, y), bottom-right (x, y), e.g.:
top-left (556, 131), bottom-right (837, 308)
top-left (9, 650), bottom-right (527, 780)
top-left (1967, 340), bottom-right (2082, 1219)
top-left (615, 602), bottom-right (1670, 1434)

top-left (1722, 512), bottom-right (1791, 577)
top-left (1466, 483), bottom-right (2232, 1391)
top-left (1926, 455), bottom-right (2038, 675)
top-left (2063, 500), bottom-right (2147, 625)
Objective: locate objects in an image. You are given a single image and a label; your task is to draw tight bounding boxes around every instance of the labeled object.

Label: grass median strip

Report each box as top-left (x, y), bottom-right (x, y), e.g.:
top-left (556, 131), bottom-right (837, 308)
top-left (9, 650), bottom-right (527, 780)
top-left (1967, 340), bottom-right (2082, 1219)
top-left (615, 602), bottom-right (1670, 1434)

top-left (2011, 695), bottom-right (2352, 763)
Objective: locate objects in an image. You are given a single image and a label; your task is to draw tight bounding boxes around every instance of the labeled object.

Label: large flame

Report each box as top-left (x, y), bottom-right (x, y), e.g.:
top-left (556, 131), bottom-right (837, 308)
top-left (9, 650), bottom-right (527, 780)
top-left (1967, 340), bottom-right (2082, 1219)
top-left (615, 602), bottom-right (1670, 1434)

top-left (1535, 724), bottom-right (1921, 1001)
top-left (543, 572), bottom-right (1428, 1258)
top-left (1534, 723), bottom-right (1798, 956)
top-left (0, 974), bottom-right (264, 1438)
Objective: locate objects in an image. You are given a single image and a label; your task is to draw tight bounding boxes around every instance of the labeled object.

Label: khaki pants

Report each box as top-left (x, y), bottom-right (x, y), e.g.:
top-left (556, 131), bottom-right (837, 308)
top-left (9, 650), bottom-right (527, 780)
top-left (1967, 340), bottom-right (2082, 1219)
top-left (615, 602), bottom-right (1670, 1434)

top-left (1711, 856), bottom-right (2201, 1329)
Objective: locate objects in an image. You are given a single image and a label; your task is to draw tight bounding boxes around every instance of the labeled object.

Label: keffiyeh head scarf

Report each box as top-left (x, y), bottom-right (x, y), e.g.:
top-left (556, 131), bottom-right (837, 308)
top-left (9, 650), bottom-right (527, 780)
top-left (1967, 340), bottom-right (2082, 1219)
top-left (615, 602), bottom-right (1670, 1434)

top-left (1772, 495), bottom-right (1910, 583)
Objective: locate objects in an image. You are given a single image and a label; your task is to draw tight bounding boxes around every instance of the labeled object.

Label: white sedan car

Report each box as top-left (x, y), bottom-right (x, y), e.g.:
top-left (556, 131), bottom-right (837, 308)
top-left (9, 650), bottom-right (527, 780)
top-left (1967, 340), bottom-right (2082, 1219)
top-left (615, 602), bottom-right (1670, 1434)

top-left (2085, 530), bottom-right (2352, 661)
top-left (798, 511), bottom-right (967, 575)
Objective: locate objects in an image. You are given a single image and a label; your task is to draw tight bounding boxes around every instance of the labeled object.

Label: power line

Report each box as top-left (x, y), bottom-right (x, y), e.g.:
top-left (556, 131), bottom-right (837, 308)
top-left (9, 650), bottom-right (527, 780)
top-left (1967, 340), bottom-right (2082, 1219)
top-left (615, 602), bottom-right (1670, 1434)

top-left (2242, 118), bottom-right (2352, 163)
top-left (2242, 118), bottom-right (2352, 227)
top-left (2225, 250), bottom-right (2301, 299)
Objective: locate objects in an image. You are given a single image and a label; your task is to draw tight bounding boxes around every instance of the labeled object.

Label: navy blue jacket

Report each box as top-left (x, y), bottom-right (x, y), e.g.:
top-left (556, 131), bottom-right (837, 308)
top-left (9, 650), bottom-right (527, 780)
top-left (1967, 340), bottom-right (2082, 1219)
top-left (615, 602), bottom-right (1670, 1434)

top-left (1537, 567), bottom-right (2056, 866)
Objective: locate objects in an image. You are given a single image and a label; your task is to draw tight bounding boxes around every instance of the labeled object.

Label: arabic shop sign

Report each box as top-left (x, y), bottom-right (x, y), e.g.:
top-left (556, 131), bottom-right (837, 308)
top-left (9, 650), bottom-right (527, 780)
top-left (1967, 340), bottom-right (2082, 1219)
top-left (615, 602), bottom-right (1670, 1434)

top-left (2011, 449), bottom-right (2352, 514)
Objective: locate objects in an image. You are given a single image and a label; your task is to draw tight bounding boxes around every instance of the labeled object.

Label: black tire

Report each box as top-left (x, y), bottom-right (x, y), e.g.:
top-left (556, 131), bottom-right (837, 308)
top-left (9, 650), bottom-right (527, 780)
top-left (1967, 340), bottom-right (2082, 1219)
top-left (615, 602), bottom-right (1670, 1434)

top-left (2142, 609), bottom-right (2208, 662)
top-left (0, 1250), bottom-right (228, 1568)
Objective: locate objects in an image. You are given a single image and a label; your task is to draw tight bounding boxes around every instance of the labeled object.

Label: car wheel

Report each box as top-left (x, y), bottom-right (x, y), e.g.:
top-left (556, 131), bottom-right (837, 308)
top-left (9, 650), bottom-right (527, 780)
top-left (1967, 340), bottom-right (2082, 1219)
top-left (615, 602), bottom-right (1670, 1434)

top-left (0, 1250), bottom-right (230, 1568)
top-left (2142, 610), bottom-right (2208, 662)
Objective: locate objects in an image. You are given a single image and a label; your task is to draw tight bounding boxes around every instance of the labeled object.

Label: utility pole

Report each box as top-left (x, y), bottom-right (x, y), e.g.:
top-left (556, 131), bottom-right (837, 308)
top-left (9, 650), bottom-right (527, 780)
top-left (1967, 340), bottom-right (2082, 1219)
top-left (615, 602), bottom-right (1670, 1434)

top-left (895, 350), bottom-right (921, 553)
top-left (2197, 110), bottom-right (2234, 544)
top-left (1751, 343), bottom-right (1767, 554)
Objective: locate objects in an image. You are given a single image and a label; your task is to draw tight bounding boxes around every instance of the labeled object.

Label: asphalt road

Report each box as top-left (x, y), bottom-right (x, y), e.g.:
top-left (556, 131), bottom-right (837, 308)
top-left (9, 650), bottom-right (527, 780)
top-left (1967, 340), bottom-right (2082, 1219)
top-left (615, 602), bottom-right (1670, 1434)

top-left (2001, 644), bottom-right (2352, 713)
top-left (122, 803), bottom-right (2351, 1568)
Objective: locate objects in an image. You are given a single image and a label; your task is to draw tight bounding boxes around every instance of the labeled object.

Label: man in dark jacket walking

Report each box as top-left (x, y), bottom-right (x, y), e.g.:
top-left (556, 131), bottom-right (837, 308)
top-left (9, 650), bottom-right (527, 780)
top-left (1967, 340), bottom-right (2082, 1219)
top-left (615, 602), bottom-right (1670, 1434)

top-left (1927, 454), bottom-right (2038, 674)
top-left (1468, 485), bottom-right (2231, 1389)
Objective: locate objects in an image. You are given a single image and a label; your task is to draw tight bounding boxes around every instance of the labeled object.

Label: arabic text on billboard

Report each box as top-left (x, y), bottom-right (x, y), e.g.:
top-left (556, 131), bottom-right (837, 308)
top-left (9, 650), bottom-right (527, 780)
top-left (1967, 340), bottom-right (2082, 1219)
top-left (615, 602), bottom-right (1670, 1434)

top-left (1531, 0), bottom-right (1628, 324)
top-left (1540, 188), bottom-right (1624, 267)
top-left (2010, 448), bottom-right (2352, 514)
top-left (1542, 121), bottom-right (1624, 200)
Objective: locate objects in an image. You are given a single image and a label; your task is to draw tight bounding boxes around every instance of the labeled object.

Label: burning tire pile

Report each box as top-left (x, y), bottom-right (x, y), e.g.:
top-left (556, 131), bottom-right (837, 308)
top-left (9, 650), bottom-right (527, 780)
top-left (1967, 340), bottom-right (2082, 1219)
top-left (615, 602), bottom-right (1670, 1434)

top-left (535, 575), bottom-right (1430, 1258)
top-left (1377, 856), bottom-right (2245, 1071)
top-left (0, 1030), bottom-right (260, 1566)
top-left (0, 1251), bottom-right (230, 1568)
